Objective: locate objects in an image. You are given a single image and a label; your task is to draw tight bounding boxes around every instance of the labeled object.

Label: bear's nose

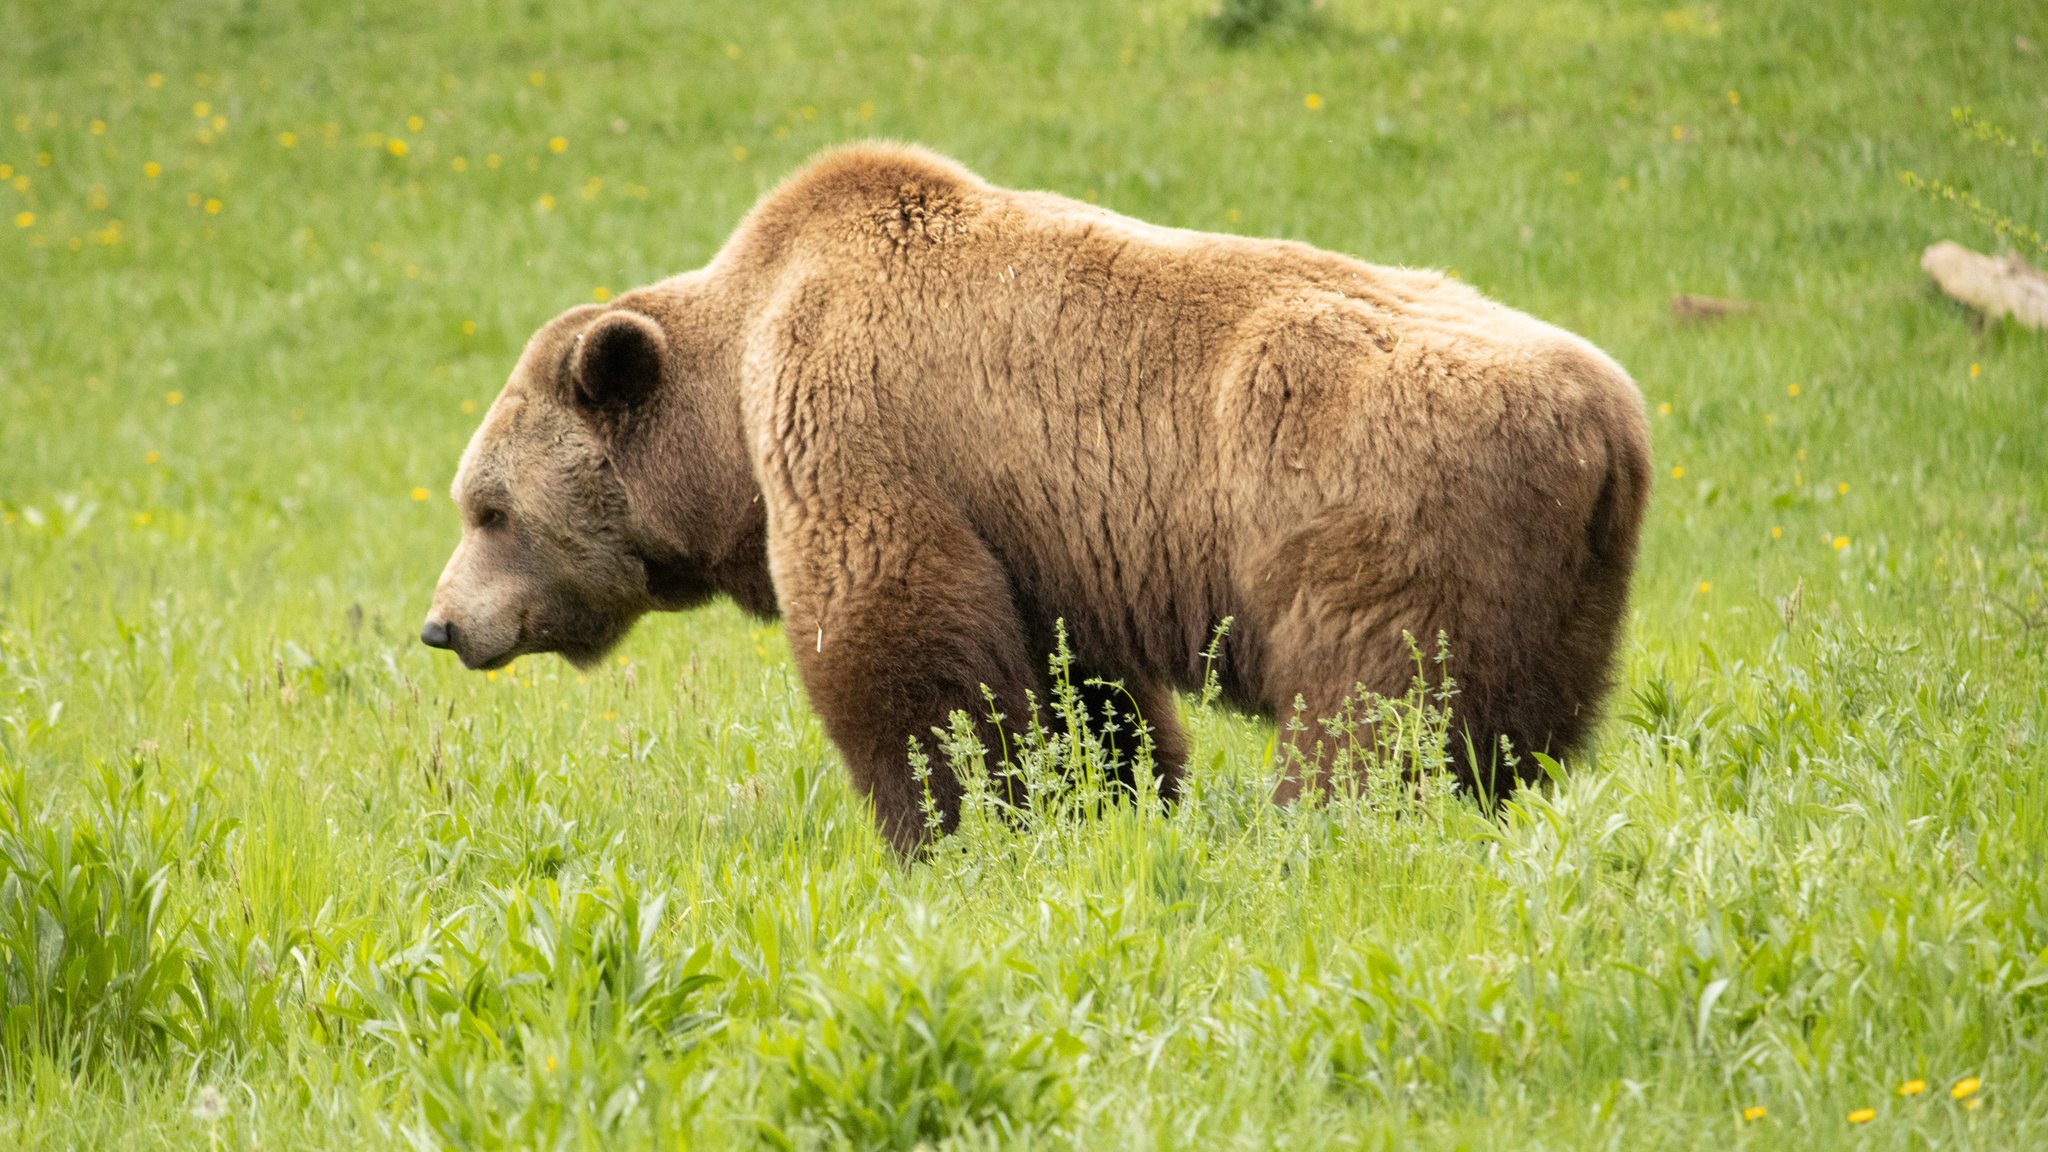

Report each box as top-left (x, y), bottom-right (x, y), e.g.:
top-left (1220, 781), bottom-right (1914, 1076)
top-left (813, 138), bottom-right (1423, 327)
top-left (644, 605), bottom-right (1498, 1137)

top-left (420, 618), bottom-right (455, 650)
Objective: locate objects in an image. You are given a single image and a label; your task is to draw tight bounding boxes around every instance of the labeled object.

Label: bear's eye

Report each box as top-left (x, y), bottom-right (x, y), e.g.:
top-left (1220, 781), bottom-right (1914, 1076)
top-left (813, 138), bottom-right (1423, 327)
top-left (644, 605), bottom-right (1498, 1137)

top-left (475, 508), bottom-right (509, 531)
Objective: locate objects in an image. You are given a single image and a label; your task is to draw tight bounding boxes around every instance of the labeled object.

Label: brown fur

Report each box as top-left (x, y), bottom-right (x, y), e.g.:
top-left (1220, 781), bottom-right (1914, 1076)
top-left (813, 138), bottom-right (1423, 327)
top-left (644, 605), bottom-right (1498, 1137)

top-left (423, 144), bottom-right (1651, 855)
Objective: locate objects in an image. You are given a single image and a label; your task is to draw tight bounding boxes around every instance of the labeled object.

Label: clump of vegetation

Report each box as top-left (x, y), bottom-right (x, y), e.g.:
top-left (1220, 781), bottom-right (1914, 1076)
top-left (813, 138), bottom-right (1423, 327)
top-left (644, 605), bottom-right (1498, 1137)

top-left (1900, 107), bottom-right (2048, 256)
top-left (759, 921), bottom-right (1071, 1149)
top-left (314, 867), bottom-right (720, 1147)
top-left (1204, 0), bottom-right (1326, 46)
top-left (911, 623), bottom-right (1174, 850)
top-left (0, 760), bottom-right (237, 1071)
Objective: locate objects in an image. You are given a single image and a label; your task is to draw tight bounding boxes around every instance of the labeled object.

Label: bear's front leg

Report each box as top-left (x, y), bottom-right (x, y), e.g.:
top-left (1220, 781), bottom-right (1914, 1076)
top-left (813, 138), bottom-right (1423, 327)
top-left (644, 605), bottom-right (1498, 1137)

top-left (777, 505), bottom-right (1039, 857)
top-left (1068, 674), bottom-right (1188, 805)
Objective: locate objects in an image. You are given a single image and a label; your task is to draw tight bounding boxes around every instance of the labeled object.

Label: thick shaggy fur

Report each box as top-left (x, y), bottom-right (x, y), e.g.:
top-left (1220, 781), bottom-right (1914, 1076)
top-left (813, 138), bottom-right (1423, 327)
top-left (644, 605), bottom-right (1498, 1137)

top-left (424, 144), bottom-right (1652, 855)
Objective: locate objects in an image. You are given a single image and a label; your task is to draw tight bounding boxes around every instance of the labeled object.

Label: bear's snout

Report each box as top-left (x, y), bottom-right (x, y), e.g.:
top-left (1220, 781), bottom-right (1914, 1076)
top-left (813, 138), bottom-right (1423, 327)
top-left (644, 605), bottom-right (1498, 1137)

top-left (420, 618), bottom-right (455, 651)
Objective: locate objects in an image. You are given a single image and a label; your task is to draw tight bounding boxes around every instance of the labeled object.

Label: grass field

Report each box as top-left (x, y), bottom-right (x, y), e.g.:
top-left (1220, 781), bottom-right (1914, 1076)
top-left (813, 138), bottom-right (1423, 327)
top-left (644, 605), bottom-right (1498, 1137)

top-left (4, 0), bottom-right (2048, 1147)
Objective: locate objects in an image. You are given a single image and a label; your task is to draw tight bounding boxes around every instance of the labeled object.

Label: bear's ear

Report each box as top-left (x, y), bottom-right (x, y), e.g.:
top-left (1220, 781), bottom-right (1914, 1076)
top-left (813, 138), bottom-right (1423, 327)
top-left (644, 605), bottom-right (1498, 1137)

top-left (568, 311), bottom-right (666, 411)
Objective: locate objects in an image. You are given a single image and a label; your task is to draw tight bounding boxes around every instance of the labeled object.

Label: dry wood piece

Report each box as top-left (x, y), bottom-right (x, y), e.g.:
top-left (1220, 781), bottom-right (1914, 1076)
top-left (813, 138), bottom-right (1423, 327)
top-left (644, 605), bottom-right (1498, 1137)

top-left (1670, 294), bottom-right (1756, 321)
top-left (1920, 241), bottom-right (2048, 331)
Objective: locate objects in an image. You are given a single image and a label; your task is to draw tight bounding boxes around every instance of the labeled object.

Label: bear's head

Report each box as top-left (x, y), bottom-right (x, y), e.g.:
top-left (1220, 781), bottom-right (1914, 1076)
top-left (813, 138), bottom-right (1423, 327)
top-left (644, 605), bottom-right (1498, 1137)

top-left (420, 297), bottom-right (768, 671)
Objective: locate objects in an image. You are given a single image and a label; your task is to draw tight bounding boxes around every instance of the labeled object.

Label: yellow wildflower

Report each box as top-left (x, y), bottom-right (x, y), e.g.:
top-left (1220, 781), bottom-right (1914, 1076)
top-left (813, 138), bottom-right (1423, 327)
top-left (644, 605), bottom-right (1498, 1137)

top-left (1671, 466), bottom-right (1685, 479)
top-left (411, 487), bottom-right (430, 502)
top-left (461, 320), bottom-right (477, 335)
top-left (1770, 526), bottom-right (1783, 539)
top-left (278, 131), bottom-right (297, 148)
top-left (406, 115), bottom-right (423, 132)
top-left (731, 145), bottom-right (748, 161)
top-left (1304, 92), bottom-right (1324, 110)
top-left (1951, 1077), bottom-right (1980, 1100)
top-left (387, 138), bottom-right (408, 156)
top-left (1741, 1106), bottom-right (1766, 1122)
top-left (593, 286), bottom-right (610, 301)
top-left (1658, 402), bottom-right (1671, 415)
top-left (12, 211), bottom-right (32, 229)
top-left (1832, 535), bottom-right (1849, 551)
top-left (144, 160), bottom-right (161, 177)
top-left (90, 119), bottom-right (106, 135)
top-left (1969, 362), bottom-right (1980, 378)
top-left (1898, 1079), bottom-right (1926, 1097)
top-left (165, 390), bottom-right (184, 406)
top-left (537, 193), bottom-right (555, 211)
top-left (132, 511), bottom-right (152, 527)
top-left (147, 72), bottom-right (164, 88)
top-left (192, 101), bottom-right (209, 118)
top-left (1837, 482), bottom-right (1849, 495)
top-left (1697, 581), bottom-right (1711, 594)
top-left (210, 115), bottom-right (226, 132)
top-left (858, 100), bottom-right (875, 121)
top-left (529, 70), bottom-right (545, 86)
top-left (146, 450), bottom-right (161, 464)
top-left (1671, 124), bottom-right (1684, 140)
top-left (486, 153), bottom-right (501, 168)
top-left (1847, 1108), bottom-right (1875, 1124)
top-left (1787, 382), bottom-right (1800, 397)
top-left (460, 399), bottom-right (477, 413)
top-left (204, 197), bottom-right (222, 214)
top-left (548, 135), bottom-right (568, 153)
top-left (1727, 90), bottom-right (1740, 105)
top-left (451, 156), bottom-right (467, 171)
top-left (724, 43), bottom-right (741, 58)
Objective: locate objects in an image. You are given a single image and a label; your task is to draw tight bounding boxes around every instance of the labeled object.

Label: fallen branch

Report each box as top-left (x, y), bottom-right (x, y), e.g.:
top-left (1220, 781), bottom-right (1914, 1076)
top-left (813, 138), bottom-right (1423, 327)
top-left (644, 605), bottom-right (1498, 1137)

top-left (1920, 240), bottom-right (2048, 330)
top-left (1669, 294), bottom-right (1756, 322)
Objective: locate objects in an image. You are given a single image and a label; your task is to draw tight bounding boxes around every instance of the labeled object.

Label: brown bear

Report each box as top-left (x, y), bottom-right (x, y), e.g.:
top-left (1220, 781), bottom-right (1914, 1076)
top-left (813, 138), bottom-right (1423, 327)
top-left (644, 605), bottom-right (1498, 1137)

top-left (422, 143), bottom-right (1651, 855)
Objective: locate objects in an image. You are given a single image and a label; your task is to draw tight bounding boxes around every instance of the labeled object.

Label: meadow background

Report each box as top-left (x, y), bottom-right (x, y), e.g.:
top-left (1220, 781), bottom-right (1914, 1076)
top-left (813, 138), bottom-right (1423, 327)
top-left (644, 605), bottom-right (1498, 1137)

top-left (4, 0), bottom-right (2047, 1147)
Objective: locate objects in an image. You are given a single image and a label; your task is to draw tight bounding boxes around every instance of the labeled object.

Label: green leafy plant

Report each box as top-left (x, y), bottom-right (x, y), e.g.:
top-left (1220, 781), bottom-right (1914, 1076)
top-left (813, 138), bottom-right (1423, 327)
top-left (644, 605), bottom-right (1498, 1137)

top-left (315, 865), bottom-right (719, 1146)
top-left (1204, 0), bottom-right (1325, 46)
top-left (0, 761), bottom-right (234, 1071)
top-left (759, 922), bottom-right (1070, 1150)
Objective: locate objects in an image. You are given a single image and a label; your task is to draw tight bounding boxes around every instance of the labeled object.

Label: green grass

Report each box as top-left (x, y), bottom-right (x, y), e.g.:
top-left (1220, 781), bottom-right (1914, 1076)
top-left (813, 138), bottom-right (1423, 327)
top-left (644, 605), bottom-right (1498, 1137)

top-left (4, 0), bottom-right (2047, 1147)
